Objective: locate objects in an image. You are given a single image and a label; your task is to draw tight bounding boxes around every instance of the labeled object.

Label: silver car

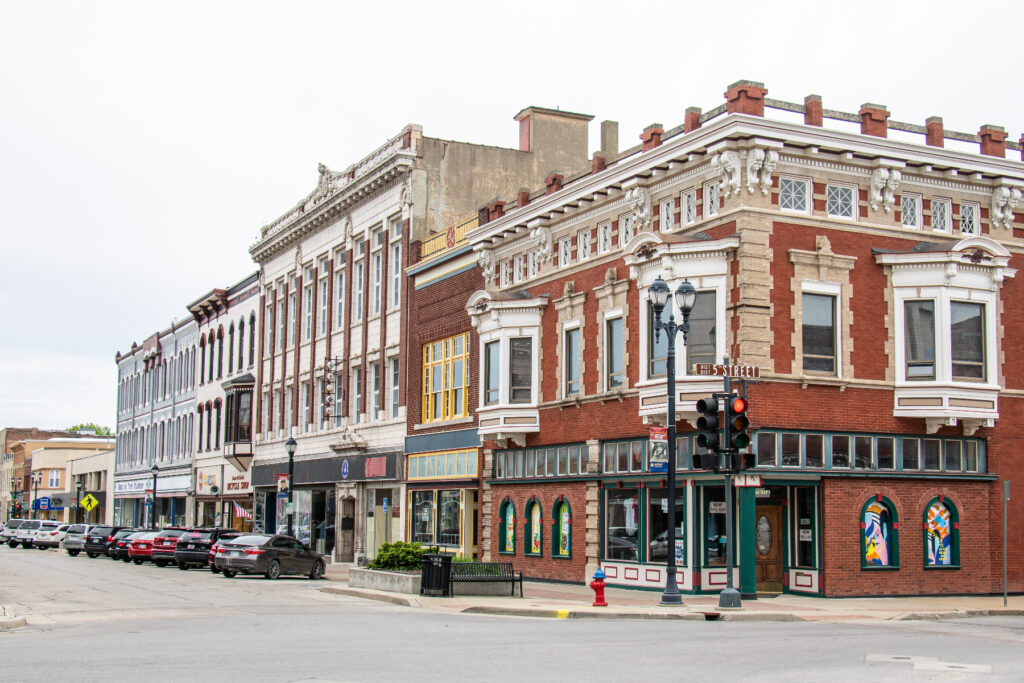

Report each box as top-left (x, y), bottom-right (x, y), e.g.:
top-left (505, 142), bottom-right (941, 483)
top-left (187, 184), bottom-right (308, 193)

top-left (32, 521), bottom-right (65, 549)
top-left (62, 524), bottom-right (94, 556)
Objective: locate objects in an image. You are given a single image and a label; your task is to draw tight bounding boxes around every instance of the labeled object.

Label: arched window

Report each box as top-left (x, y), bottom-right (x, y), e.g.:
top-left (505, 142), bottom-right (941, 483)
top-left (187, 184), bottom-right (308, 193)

top-left (552, 496), bottom-right (572, 558)
top-left (228, 324), bottom-right (235, 374)
top-left (861, 496), bottom-right (899, 569)
top-left (216, 328), bottom-right (224, 379)
top-left (196, 405), bottom-right (205, 451)
top-left (214, 398), bottom-right (222, 449)
top-left (498, 498), bottom-right (515, 555)
top-left (199, 339), bottom-right (206, 386)
top-left (206, 401), bottom-right (214, 450)
top-left (238, 318), bottom-right (245, 370)
top-left (924, 496), bottom-right (960, 568)
top-left (525, 497), bottom-right (542, 556)
top-left (248, 312), bottom-right (256, 366)
top-left (208, 332), bottom-right (216, 382)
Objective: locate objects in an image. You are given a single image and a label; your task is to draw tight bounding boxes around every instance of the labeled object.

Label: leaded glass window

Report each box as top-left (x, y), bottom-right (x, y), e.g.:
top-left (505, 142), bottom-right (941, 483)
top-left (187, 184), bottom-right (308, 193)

top-left (703, 182), bottom-right (719, 217)
top-left (779, 177), bottom-right (809, 212)
top-left (932, 198), bottom-right (950, 232)
top-left (683, 189), bottom-right (697, 224)
top-left (619, 214), bottom-right (635, 245)
top-left (660, 199), bottom-right (675, 232)
top-left (902, 194), bottom-right (921, 228)
top-left (960, 202), bottom-right (978, 234)
top-left (826, 184), bottom-right (855, 219)
top-left (598, 222), bottom-right (612, 253)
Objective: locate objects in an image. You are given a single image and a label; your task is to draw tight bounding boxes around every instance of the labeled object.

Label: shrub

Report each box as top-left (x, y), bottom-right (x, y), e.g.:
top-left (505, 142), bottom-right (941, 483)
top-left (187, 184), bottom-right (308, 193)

top-left (368, 541), bottom-right (427, 571)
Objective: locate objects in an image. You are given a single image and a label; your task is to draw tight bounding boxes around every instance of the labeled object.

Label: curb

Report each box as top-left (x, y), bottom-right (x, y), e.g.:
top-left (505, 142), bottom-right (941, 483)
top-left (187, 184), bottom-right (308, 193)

top-left (894, 608), bottom-right (1024, 621)
top-left (320, 586), bottom-right (419, 607)
top-left (462, 606), bottom-right (706, 620)
top-left (0, 617), bottom-right (26, 631)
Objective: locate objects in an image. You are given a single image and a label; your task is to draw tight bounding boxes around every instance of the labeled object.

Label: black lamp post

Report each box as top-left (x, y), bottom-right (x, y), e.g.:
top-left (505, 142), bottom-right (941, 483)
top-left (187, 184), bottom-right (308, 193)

top-left (150, 464), bottom-right (160, 530)
top-left (649, 275), bottom-right (697, 606)
top-left (285, 437), bottom-right (297, 538)
top-left (76, 479), bottom-right (83, 525)
top-left (32, 472), bottom-right (42, 520)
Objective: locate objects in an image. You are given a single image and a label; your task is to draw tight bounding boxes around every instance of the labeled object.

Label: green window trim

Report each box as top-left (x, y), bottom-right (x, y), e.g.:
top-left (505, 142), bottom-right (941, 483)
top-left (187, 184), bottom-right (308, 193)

top-left (552, 496), bottom-right (572, 559)
top-left (525, 497), bottom-right (543, 557)
top-left (923, 496), bottom-right (961, 570)
top-left (861, 495), bottom-right (900, 570)
top-left (498, 498), bottom-right (515, 556)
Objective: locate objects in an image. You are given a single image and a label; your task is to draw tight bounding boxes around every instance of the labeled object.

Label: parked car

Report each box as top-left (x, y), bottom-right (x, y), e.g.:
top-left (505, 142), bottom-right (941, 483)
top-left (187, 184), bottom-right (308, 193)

top-left (113, 530), bottom-right (145, 561)
top-left (14, 520), bottom-right (43, 548)
top-left (217, 534), bottom-right (326, 580)
top-left (175, 528), bottom-right (241, 570)
top-left (83, 525), bottom-right (128, 558)
top-left (207, 533), bottom-right (244, 573)
top-left (32, 522), bottom-right (66, 549)
top-left (62, 524), bottom-right (94, 556)
top-left (129, 532), bottom-right (159, 564)
top-left (3, 519), bottom-right (26, 547)
top-left (150, 528), bottom-right (187, 567)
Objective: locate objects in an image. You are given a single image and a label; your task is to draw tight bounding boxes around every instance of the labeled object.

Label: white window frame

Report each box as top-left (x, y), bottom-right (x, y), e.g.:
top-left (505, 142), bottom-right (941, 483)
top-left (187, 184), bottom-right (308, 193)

top-left (602, 309), bottom-right (625, 392)
top-left (390, 240), bottom-right (402, 309)
top-left (559, 237), bottom-right (573, 267)
top-left (931, 197), bottom-right (951, 233)
top-left (370, 362), bottom-right (380, 420)
top-left (475, 320), bottom-right (542, 409)
top-left (801, 280), bottom-right (843, 378)
top-left (659, 198), bottom-right (675, 232)
top-left (351, 367), bottom-right (362, 424)
top-left (371, 232), bottom-right (383, 316)
top-left (48, 470), bottom-right (60, 488)
top-left (288, 293), bottom-right (297, 347)
top-left (513, 253), bottom-right (524, 283)
top-left (960, 202), bottom-right (979, 235)
top-left (527, 250), bottom-right (539, 279)
top-left (618, 213), bottom-right (635, 246)
top-left (683, 188), bottom-right (697, 225)
top-left (354, 258), bottom-right (365, 320)
top-left (300, 382), bottom-right (310, 432)
top-left (901, 193), bottom-right (923, 229)
top-left (500, 259), bottom-right (511, 288)
top-left (779, 175), bottom-right (811, 214)
top-left (825, 183), bottom-right (856, 220)
top-left (597, 221), bottom-right (613, 254)
top-left (303, 284), bottom-right (313, 341)
top-left (334, 266), bottom-right (346, 330)
top-left (703, 181), bottom-right (720, 218)
top-left (577, 229), bottom-right (591, 261)
top-left (562, 321), bottom-right (582, 398)
top-left (390, 356), bottom-right (400, 418)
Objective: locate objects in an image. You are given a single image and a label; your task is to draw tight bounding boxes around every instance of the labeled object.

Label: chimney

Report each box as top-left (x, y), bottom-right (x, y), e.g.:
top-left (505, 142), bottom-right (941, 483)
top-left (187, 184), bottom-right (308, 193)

top-left (592, 154), bottom-right (607, 174)
top-left (545, 173), bottom-right (564, 195)
top-left (517, 189), bottom-right (531, 208)
top-left (684, 107), bottom-right (702, 133)
top-left (724, 80), bottom-right (767, 117)
top-left (925, 117), bottom-right (944, 147)
top-left (804, 95), bottom-right (822, 127)
top-left (487, 199), bottom-right (506, 222)
top-left (640, 123), bottom-right (664, 151)
top-left (600, 120), bottom-right (619, 157)
top-left (858, 103), bottom-right (890, 138)
top-left (979, 125), bottom-right (1007, 158)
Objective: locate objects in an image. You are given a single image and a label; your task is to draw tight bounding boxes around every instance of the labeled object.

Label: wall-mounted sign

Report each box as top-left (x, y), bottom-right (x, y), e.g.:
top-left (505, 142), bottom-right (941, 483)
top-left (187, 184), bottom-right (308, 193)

top-left (709, 501), bottom-right (727, 514)
top-left (755, 488), bottom-right (772, 498)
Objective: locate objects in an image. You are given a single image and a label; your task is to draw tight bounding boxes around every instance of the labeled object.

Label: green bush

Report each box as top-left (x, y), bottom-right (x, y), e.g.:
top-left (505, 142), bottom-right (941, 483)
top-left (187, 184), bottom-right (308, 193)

top-left (368, 541), bottom-right (428, 571)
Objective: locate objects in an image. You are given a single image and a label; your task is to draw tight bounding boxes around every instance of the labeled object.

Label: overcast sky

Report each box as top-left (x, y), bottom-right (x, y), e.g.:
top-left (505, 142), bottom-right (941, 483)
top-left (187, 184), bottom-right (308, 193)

top-left (2, 0), bottom-right (1020, 433)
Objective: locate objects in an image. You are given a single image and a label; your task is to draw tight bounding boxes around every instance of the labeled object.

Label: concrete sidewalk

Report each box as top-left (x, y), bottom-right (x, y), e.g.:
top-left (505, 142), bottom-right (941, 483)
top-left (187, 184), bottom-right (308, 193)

top-left (321, 563), bottom-right (1024, 622)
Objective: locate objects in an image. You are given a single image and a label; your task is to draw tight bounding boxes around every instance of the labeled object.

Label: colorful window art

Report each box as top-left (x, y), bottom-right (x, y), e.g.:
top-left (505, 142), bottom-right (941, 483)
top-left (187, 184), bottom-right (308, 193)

top-left (499, 499), bottom-right (515, 555)
top-left (525, 499), bottom-right (542, 556)
top-left (924, 497), bottom-right (960, 568)
top-left (554, 498), bottom-right (571, 558)
top-left (861, 497), bottom-right (899, 568)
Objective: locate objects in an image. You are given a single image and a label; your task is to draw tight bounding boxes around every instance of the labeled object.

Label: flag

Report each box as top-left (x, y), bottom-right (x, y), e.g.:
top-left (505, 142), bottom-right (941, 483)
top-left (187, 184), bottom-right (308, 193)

top-left (233, 501), bottom-right (253, 520)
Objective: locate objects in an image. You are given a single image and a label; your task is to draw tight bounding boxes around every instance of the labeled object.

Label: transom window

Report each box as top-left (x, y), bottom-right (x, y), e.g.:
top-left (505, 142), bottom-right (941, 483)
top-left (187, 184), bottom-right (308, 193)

top-left (494, 444), bottom-right (584, 479)
top-left (779, 177), bottom-right (810, 213)
top-left (408, 449), bottom-right (478, 479)
top-left (422, 333), bottom-right (469, 423)
top-left (754, 431), bottom-right (982, 473)
top-left (826, 184), bottom-right (855, 219)
top-left (901, 193), bottom-right (922, 229)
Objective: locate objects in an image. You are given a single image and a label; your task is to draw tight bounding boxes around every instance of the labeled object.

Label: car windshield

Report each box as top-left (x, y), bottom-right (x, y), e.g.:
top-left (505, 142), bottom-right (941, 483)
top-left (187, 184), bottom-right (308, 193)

top-left (158, 529), bottom-right (186, 538)
top-left (68, 525), bottom-right (85, 534)
top-left (183, 530), bottom-right (214, 541)
top-left (7, 520), bottom-right (24, 529)
top-left (225, 535), bottom-right (270, 547)
top-left (91, 526), bottom-right (113, 536)
top-left (21, 521), bottom-right (40, 530)
top-left (136, 533), bottom-right (158, 541)
top-left (114, 529), bottom-right (137, 538)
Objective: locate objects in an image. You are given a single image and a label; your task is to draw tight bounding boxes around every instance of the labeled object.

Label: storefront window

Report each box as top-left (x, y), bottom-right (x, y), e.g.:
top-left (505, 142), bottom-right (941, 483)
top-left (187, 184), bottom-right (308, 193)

top-left (925, 497), bottom-right (959, 568)
top-left (605, 489), bottom-right (639, 561)
top-left (704, 487), bottom-right (727, 566)
top-left (412, 490), bottom-right (433, 544)
top-left (647, 488), bottom-right (684, 565)
top-left (794, 488), bottom-right (816, 567)
top-left (499, 499), bottom-right (515, 554)
top-left (553, 498), bottom-right (571, 558)
top-left (437, 490), bottom-right (460, 546)
top-left (862, 496), bottom-right (899, 568)
top-left (526, 499), bottom-right (542, 555)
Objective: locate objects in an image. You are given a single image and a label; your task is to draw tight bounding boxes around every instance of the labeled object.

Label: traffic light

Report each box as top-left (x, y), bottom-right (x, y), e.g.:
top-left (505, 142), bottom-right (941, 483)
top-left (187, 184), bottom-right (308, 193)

top-left (694, 397), bottom-right (720, 469)
top-left (727, 396), bottom-right (750, 450)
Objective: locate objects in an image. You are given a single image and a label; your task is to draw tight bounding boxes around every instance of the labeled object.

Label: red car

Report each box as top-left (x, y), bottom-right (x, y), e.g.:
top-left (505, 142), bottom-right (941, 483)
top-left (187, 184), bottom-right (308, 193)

top-left (150, 528), bottom-right (187, 567)
top-left (128, 532), bottom-right (159, 564)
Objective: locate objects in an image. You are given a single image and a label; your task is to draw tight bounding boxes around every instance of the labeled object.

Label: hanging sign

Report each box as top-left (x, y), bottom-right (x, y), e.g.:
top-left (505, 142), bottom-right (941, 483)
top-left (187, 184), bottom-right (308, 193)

top-left (648, 427), bottom-right (669, 473)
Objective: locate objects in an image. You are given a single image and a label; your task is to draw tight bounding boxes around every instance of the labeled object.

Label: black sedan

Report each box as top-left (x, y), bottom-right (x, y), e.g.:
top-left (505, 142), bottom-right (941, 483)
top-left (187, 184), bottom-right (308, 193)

top-left (175, 528), bottom-right (241, 569)
top-left (216, 534), bottom-right (326, 580)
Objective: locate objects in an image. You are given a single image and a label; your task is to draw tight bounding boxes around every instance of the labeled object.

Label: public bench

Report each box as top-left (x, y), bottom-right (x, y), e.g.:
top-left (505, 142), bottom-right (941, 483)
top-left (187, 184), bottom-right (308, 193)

top-left (449, 561), bottom-right (523, 597)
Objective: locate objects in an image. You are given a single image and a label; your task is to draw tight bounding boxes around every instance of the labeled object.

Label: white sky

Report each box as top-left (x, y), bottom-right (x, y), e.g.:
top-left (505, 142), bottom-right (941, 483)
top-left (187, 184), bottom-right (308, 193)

top-left (2, 0), bottom-right (1020, 432)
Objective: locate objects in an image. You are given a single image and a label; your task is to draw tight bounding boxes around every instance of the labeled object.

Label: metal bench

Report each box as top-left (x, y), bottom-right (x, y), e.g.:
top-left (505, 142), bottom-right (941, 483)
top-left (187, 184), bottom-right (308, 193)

top-left (449, 561), bottom-right (523, 597)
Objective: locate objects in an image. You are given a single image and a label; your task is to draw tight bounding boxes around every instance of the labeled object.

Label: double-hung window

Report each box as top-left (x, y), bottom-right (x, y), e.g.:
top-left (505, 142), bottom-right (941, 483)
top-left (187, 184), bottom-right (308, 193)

top-left (605, 317), bottom-right (624, 389)
top-left (303, 281), bottom-right (313, 341)
top-left (904, 301), bottom-right (936, 380)
top-left (484, 341), bottom-right (500, 405)
top-left (826, 183), bottom-right (856, 219)
top-left (564, 327), bottom-right (581, 396)
top-left (391, 218), bottom-right (402, 309)
top-left (802, 293), bottom-right (837, 373)
top-left (390, 357), bottom-right (400, 418)
top-left (370, 363), bottom-right (380, 420)
top-left (423, 333), bottom-right (469, 422)
top-left (685, 291), bottom-right (717, 372)
top-left (648, 301), bottom-right (668, 378)
top-left (371, 230), bottom-right (383, 315)
top-left (901, 193), bottom-right (922, 229)
top-left (351, 368), bottom-right (362, 424)
top-left (951, 302), bottom-right (985, 381)
top-left (354, 242), bottom-right (365, 320)
top-left (509, 338), bottom-right (533, 404)
top-left (334, 251), bottom-right (346, 329)
top-left (779, 176), bottom-right (810, 213)
top-left (288, 293), bottom-right (297, 347)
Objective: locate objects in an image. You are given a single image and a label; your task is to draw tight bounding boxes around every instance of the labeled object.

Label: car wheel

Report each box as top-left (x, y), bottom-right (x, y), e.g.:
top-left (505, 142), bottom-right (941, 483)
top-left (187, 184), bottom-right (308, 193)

top-left (177, 562), bottom-right (189, 571)
top-left (265, 559), bottom-right (281, 580)
top-left (133, 558), bottom-right (143, 565)
top-left (154, 560), bottom-right (167, 568)
top-left (7, 541), bottom-right (16, 548)
top-left (222, 570), bottom-right (236, 578)
top-left (67, 549), bottom-right (80, 557)
top-left (38, 545), bottom-right (48, 550)
top-left (122, 557), bottom-right (131, 563)
top-left (87, 552), bottom-right (99, 558)
top-left (308, 560), bottom-right (325, 580)
top-left (210, 566), bottom-right (221, 574)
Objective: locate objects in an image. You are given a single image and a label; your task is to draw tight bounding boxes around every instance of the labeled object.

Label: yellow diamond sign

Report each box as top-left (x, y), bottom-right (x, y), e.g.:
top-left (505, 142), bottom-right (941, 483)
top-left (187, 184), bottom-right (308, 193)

top-left (80, 494), bottom-right (99, 512)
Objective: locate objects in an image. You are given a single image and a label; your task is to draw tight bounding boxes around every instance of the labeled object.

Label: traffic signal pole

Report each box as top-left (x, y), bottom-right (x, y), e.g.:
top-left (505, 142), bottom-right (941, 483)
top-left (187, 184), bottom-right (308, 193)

top-left (719, 367), bottom-right (742, 609)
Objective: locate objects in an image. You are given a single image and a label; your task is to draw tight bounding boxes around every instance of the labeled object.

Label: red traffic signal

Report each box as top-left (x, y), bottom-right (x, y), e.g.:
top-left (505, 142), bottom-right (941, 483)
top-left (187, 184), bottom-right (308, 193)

top-left (727, 396), bottom-right (750, 449)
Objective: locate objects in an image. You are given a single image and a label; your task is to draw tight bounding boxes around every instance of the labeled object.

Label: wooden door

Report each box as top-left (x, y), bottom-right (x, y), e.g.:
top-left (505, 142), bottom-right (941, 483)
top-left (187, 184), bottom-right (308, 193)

top-left (755, 505), bottom-right (783, 593)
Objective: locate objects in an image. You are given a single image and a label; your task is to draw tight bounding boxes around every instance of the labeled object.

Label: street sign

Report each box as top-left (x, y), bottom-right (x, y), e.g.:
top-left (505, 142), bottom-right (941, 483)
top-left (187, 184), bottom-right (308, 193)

top-left (34, 497), bottom-right (51, 511)
top-left (382, 497), bottom-right (388, 514)
top-left (81, 494), bottom-right (99, 512)
top-left (693, 363), bottom-right (760, 378)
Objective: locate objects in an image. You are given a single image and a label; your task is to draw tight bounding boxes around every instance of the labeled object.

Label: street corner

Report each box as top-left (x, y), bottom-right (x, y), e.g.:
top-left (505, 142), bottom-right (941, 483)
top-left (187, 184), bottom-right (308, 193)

top-left (0, 606), bottom-right (27, 631)
top-left (320, 585), bottom-right (421, 608)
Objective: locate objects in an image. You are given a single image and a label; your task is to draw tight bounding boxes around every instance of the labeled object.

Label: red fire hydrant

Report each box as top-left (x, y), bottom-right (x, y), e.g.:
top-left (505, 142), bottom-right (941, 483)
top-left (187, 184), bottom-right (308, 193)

top-left (590, 568), bottom-right (608, 607)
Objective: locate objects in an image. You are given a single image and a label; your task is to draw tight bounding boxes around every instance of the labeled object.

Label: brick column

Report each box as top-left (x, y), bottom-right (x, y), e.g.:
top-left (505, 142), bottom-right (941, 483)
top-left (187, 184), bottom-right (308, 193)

top-left (640, 124), bottom-right (663, 151)
top-left (725, 80), bottom-right (768, 116)
top-left (979, 125), bottom-right (1007, 158)
top-left (684, 107), bottom-right (701, 133)
top-left (804, 95), bottom-right (822, 126)
top-left (858, 103), bottom-right (890, 137)
top-left (926, 116), bottom-right (944, 147)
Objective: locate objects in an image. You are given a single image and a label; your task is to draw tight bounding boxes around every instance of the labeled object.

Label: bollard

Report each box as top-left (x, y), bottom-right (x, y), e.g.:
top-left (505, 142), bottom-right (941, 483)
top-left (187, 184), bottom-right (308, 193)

top-left (590, 568), bottom-right (608, 607)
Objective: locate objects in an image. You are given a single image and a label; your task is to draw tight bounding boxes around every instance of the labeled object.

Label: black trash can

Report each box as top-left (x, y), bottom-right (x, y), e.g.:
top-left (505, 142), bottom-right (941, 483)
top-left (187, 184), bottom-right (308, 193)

top-left (420, 553), bottom-right (452, 596)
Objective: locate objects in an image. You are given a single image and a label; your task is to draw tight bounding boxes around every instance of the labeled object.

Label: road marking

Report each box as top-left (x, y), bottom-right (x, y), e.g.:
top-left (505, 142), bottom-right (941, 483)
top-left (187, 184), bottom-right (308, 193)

top-left (556, 609), bottom-right (570, 619)
top-left (866, 654), bottom-right (992, 674)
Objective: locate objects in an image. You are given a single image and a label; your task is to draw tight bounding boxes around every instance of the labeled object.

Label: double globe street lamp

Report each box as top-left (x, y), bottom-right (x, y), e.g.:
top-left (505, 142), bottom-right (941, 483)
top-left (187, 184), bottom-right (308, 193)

top-left (150, 464), bottom-right (160, 530)
top-left (285, 437), bottom-right (297, 538)
top-left (648, 275), bottom-right (697, 606)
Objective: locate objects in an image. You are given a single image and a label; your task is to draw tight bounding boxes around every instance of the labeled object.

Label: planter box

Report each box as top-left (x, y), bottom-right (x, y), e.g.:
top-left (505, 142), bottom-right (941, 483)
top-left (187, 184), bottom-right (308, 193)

top-left (348, 567), bottom-right (522, 596)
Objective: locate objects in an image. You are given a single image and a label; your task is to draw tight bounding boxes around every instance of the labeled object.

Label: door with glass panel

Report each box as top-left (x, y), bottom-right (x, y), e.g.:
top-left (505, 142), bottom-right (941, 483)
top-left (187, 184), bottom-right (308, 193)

top-left (754, 505), bottom-right (783, 593)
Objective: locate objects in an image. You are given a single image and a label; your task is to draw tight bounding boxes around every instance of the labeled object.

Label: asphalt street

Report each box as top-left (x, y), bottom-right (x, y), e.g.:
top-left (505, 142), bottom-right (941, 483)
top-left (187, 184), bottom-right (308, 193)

top-left (2, 546), bottom-right (1023, 682)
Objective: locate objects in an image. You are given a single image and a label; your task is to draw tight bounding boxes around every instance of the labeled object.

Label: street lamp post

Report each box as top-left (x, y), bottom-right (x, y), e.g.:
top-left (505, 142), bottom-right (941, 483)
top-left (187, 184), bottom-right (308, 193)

top-left (32, 472), bottom-right (42, 520)
top-left (150, 464), bottom-right (160, 530)
top-left (285, 437), bottom-right (297, 538)
top-left (648, 275), bottom-right (697, 606)
top-left (76, 479), bottom-right (83, 525)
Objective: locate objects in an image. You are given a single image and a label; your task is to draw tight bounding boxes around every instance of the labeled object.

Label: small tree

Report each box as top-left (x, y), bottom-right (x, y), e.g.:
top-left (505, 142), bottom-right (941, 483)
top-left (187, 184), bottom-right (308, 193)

top-left (66, 423), bottom-right (112, 435)
top-left (368, 541), bottom-right (428, 570)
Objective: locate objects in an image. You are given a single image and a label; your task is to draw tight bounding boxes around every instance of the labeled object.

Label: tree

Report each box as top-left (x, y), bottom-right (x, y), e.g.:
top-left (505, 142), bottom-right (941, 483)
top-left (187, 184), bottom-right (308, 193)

top-left (66, 423), bottom-right (112, 435)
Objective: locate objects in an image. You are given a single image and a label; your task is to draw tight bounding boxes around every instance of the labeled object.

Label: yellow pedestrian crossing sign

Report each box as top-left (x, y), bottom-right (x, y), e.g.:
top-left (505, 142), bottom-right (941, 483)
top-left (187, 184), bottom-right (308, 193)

top-left (80, 494), bottom-right (99, 511)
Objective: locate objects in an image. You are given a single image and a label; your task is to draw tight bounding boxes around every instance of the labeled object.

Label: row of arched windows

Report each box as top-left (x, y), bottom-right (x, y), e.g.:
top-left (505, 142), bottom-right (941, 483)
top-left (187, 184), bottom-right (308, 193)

top-left (862, 495), bottom-right (960, 569)
top-left (498, 496), bottom-right (573, 559)
top-left (118, 347), bottom-right (197, 414)
top-left (198, 314), bottom-right (256, 386)
top-left (196, 400), bottom-right (223, 452)
top-left (115, 413), bottom-right (194, 469)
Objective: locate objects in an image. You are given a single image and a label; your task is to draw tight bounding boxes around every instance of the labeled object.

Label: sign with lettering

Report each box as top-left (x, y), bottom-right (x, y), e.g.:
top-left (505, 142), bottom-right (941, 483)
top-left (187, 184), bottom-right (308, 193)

top-left (693, 363), bottom-right (760, 378)
top-left (648, 427), bottom-right (668, 473)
